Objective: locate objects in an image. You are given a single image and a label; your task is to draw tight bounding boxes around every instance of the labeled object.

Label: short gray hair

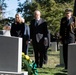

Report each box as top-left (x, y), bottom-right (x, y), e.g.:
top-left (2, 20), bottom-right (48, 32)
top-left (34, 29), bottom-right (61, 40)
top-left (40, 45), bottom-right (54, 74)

top-left (34, 10), bottom-right (41, 15)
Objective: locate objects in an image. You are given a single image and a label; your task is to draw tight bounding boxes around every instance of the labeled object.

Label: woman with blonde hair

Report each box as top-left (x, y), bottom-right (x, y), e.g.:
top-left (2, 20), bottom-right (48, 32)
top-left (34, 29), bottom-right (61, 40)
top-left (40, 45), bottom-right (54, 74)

top-left (10, 13), bottom-right (25, 37)
top-left (10, 13), bottom-right (25, 52)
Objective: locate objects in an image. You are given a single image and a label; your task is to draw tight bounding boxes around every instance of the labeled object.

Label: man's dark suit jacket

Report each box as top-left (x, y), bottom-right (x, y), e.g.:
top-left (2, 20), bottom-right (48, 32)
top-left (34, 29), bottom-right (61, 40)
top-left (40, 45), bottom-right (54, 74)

top-left (60, 17), bottom-right (75, 44)
top-left (30, 18), bottom-right (48, 44)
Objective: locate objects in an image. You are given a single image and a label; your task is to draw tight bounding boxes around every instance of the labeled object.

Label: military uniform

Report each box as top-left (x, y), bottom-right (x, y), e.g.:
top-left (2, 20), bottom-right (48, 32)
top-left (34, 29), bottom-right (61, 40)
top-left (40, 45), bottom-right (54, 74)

top-left (60, 16), bottom-right (75, 69)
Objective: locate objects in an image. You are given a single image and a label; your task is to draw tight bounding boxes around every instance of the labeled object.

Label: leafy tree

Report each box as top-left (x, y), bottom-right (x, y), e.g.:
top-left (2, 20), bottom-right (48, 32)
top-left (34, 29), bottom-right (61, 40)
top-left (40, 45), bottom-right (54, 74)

top-left (17, 0), bottom-right (74, 35)
top-left (0, 0), bottom-right (7, 19)
top-left (0, 0), bottom-right (7, 10)
top-left (0, 0), bottom-right (7, 30)
top-left (17, 0), bottom-right (41, 22)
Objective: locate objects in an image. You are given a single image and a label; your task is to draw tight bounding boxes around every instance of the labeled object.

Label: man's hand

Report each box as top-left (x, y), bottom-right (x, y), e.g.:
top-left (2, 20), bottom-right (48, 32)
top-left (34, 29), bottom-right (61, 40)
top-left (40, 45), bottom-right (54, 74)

top-left (30, 39), bottom-right (32, 44)
top-left (44, 38), bottom-right (48, 46)
top-left (26, 41), bottom-right (28, 45)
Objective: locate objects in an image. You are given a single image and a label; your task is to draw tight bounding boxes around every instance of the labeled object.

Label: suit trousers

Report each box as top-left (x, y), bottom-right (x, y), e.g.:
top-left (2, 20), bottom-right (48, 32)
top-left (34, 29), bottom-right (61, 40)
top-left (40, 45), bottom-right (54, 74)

top-left (43, 47), bottom-right (48, 64)
top-left (63, 43), bottom-right (68, 69)
top-left (32, 42), bottom-right (45, 68)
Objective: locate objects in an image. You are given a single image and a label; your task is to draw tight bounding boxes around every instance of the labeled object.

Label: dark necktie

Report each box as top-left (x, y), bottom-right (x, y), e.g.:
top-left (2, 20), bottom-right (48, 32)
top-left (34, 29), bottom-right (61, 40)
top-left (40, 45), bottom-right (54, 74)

top-left (35, 20), bottom-right (38, 26)
top-left (67, 18), bottom-right (72, 26)
top-left (26, 28), bottom-right (28, 35)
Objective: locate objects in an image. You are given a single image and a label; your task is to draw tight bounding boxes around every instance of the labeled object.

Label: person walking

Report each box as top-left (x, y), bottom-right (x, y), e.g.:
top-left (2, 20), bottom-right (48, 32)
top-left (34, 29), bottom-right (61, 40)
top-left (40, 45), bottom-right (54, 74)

top-left (10, 13), bottom-right (25, 52)
top-left (30, 10), bottom-right (48, 68)
top-left (60, 8), bottom-right (76, 69)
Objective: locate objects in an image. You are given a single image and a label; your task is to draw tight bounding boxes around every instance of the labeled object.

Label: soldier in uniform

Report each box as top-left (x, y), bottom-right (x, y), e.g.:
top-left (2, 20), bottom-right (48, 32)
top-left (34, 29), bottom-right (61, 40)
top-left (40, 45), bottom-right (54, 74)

top-left (60, 8), bottom-right (76, 69)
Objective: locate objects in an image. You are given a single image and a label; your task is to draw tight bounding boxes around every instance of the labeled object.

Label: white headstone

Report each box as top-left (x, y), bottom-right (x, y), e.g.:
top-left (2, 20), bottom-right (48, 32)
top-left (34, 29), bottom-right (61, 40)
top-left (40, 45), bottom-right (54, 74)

top-left (0, 35), bottom-right (22, 72)
top-left (51, 42), bottom-right (57, 51)
top-left (3, 30), bottom-right (11, 36)
top-left (0, 71), bottom-right (28, 75)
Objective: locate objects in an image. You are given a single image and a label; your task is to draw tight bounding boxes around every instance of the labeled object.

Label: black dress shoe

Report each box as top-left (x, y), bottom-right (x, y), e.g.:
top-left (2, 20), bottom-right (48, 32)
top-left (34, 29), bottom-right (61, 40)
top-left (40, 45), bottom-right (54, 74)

top-left (39, 64), bottom-right (43, 68)
top-left (65, 66), bottom-right (67, 69)
top-left (39, 66), bottom-right (42, 68)
top-left (62, 68), bottom-right (67, 72)
top-left (43, 61), bottom-right (47, 64)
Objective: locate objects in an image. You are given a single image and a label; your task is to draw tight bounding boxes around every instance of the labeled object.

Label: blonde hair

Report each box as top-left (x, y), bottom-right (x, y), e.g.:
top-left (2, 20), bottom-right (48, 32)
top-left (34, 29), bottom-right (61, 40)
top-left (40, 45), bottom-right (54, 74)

top-left (34, 10), bottom-right (41, 15)
top-left (15, 13), bottom-right (24, 24)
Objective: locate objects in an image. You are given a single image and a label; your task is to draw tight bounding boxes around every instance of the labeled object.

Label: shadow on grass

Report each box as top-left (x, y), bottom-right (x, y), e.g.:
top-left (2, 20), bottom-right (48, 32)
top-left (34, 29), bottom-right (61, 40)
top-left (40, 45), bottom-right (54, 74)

top-left (48, 53), bottom-right (59, 56)
top-left (42, 67), bottom-right (52, 70)
top-left (38, 67), bottom-right (52, 74)
top-left (54, 73), bottom-right (67, 75)
top-left (38, 71), bottom-right (49, 74)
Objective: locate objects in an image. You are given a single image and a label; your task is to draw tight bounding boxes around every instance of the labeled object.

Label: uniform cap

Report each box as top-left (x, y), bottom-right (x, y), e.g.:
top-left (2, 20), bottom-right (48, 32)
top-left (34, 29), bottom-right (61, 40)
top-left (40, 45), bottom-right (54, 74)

top-left (65, 8), bottom-right (73, 13)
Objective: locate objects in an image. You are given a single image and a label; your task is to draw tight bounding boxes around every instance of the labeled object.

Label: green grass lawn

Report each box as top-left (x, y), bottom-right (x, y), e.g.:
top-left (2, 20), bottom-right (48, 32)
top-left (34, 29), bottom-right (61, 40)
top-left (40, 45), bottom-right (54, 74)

top-left (28, 46), bottom-right (67, 75)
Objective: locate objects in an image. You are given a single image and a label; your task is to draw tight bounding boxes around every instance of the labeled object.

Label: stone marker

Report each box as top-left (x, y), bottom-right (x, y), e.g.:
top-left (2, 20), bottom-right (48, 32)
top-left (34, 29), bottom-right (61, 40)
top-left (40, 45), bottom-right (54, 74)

top-left (3, 30), bottom-right (11, 36)
top-left (0, 71), bottom-right (28, 75)
top-left (68, 43), bottom-right (76, 75)
top-left (0, 35), bottom-right (22, 72)
top-left (60, 45), bottom-right (64, 66)
top-left (51, 42), bottom-right (57, 51)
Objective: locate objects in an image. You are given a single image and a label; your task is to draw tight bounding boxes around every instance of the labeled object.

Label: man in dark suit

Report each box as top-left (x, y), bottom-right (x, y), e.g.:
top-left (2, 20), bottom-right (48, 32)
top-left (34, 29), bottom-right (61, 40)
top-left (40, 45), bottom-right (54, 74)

top-left (60, 8), bottom-right (76, 69)
top-left (30, 10), bottom-right (48, 68)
